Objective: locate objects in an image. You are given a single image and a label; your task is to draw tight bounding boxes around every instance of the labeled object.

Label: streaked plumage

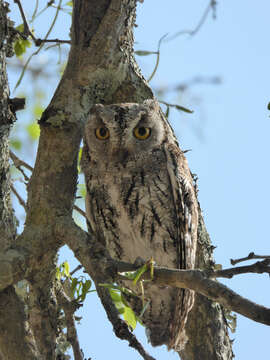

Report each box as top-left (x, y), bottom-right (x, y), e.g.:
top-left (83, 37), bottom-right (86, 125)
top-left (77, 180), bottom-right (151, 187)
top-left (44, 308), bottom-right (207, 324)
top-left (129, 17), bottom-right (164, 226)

top-left (81, 99), bottom-right (198, 351)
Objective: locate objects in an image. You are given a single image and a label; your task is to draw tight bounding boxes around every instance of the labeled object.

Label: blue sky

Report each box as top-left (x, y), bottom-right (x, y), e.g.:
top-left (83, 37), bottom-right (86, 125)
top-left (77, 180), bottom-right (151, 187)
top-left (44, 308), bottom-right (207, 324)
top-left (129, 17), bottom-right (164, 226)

top-left (7, 1), bottom-right (270, 359)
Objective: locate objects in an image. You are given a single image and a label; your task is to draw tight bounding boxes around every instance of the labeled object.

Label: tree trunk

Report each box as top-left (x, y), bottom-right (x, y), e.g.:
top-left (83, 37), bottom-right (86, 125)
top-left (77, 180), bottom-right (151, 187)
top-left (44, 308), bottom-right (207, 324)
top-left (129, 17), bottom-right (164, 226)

top-left (0, 2), bottom-right (40, 358)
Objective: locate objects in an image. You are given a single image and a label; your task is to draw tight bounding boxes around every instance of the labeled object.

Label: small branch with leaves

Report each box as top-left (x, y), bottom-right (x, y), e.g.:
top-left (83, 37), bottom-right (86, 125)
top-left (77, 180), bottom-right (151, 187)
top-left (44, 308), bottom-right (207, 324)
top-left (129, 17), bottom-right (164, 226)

top-left (107, 254), bottom-right (270, 327)
top-left (56, 287), bottom-right (84, 360)
top-left (13, 0), bottom-right (70, 46)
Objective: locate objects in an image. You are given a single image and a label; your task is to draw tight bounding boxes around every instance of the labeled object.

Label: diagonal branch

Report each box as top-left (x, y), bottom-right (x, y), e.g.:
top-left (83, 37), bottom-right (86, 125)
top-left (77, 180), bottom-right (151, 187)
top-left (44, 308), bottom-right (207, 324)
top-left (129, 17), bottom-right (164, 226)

top-left (11, 183), bottom-right (27, 209)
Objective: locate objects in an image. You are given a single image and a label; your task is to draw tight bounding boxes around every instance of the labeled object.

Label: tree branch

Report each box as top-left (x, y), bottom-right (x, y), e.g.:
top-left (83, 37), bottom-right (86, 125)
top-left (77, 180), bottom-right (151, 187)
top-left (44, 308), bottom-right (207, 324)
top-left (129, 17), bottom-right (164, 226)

top-left (231, 252), bottom-right (270, 265)
top-left (57, 287), bottom-right (84, 360)
top-left (10, 150), bottom-right (33, 172)
top-left (212, 259), bottom-right (270, 278)
top-left (14, 0), bottom-right (70, 45)
top-left (11, 183), bottom-right (27, 210)
top-left (112, 262), bottom-right (270, 326)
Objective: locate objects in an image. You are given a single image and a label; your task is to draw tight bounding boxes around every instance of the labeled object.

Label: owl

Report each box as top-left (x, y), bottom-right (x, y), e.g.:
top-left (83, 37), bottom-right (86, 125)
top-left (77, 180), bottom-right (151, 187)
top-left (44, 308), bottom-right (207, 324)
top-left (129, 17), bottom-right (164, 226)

top-left (81, 99), bottom-right (198, 351)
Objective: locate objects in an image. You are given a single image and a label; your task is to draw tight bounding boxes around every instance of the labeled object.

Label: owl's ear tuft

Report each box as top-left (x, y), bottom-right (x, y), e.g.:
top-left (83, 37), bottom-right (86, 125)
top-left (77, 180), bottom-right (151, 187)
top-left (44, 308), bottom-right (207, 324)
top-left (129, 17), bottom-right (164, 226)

top-left (90, 104), bottom-right (104, 114)
top-left (143, 99), bottom-right (159, 112)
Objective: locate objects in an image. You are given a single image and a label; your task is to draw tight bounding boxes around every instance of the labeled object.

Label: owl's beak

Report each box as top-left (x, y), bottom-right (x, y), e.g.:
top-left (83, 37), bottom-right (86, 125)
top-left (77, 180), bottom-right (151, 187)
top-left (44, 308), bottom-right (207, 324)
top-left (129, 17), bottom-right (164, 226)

top-left (113, 149), bottom-right (129, 166)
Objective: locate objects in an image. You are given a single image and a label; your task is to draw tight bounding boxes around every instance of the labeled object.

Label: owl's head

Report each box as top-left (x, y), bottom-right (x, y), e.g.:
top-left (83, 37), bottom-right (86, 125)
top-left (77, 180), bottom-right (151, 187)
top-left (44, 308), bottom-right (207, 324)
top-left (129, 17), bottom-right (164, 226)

top-left (82, 99), bottom-right (170, 167)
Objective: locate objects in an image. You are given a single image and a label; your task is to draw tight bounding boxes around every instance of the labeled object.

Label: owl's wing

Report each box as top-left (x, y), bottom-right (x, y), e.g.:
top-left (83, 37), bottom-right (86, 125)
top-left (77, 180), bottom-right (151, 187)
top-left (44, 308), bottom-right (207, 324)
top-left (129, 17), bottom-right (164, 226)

top-left (164, 144), bottom-right (198, 351)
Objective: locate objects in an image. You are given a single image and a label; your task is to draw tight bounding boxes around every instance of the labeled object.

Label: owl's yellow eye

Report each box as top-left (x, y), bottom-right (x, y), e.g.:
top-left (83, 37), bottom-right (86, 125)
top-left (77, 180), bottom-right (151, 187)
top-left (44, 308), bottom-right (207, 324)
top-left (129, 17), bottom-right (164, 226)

top-left (95, 127), bottom-right (110, 140)
top-left (133, 126), bottom-right (151, 140)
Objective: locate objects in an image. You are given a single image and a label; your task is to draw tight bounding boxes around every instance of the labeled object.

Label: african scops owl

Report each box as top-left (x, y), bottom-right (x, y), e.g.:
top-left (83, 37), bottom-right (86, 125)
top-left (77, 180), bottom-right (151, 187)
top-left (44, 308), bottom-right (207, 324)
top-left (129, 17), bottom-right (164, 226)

top-left (81, 99), bottom-right (198, 351)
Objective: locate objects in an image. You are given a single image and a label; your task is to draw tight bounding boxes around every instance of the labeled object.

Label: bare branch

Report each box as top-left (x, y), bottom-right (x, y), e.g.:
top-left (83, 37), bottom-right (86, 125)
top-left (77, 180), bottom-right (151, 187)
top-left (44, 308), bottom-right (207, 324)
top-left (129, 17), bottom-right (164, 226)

top-left (35, 38), bottom-right (71, 45)
top-left (10, 150), bottom-right (33, 172)
top-left (73, 205), bottom-right (86, 218)
top-left (10, 183), bottom-right (27, 210)
top-left (166, 0), bottom-right (217, 42)
top-left (212, 259), bottom-right (270, 279)
top-left (13, 0), bottom-right (36, 41)
top-left (13, 0), bottom-right (70, 46)
top-left (70, 265), bottom-right (83, 276)
top-left (231, 252), bottom-right (270, 265)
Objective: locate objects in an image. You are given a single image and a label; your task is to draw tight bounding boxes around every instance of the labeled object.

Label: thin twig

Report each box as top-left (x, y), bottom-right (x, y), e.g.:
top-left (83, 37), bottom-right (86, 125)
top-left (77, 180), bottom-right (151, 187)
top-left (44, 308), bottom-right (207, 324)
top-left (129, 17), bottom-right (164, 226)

top-left (30, 0), bottom-right (39, 23)
top-left (231, 252), bottom-right (270, 265)
top-left (11, 183), bottom-right (27, 209)
top-left (14, 0), bottom-right (37, 42)
top-left (15, 0), bottom-right (63, 90)
top-left (14, 0), bottom-right (70, 46)
top-left (35, 38), bottom-right (70, 45)
top-left (74, 205), bottom-right (86, 218)
top-left (70, 265), bottom-right (83, 276)
top-left (166, 0), bottom-right (217, 42)
top-left (10, 151), bottom-right (33, 171)
top-left (10, 151), bottom-right (32, 182)
top-left (147, 33), bottom-right (167, 82)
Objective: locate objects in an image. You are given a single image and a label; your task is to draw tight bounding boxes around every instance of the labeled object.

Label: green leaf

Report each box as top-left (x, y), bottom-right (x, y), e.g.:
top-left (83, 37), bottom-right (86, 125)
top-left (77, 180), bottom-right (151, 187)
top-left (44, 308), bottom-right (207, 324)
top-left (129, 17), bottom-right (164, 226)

top-left (78, 184), bottom-right (86, 198)
top-left (135, 50), bottom-right (158, 56)
top-left (33, 104), bottom-right (44, 118)
top-left (14, 38), bottom-right (32, 57)
top-left (66, 1), bottom-right (73, 6)
top-left (123, 307), bottom-right (137, 330)
top-left (10, 139), bottom-right (22, 150)
top-left (77, 147), bottom-right (83, 172)
top-left (109, 288), bottom-right (122, 302)
top-left (63, 261), bottom-right (70, 277)
top-left (16, 24), bottom-right (24, 33)
top-left (14, 40), bottom-right (24, 57)
top-left (165, 105), bottom-right (170, 118)
top-left (27, 122), bottom-right (40, 140)
top-left (80, 279), bottom-right (92, 301)
top-left (159, 101), bottom-right (194, 114)
top-left (139, 300), bottom-right (150, 318)
top-left (56, 267), bottom-right (61, 281)
top-left (133, 263), bottom-right (148, 285)
top-left (173, 104), bottom-right (194, 114)
top-left (71, 278), bottom-right (78, 297)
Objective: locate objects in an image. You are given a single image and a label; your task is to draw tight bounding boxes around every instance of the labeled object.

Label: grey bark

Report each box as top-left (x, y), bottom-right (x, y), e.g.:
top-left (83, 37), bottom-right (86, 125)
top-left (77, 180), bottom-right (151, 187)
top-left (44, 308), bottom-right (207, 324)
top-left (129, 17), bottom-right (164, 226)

top-left (0, 0), bottom-right (234, 359)
top-left (0, 2), bottom-right (40, 359)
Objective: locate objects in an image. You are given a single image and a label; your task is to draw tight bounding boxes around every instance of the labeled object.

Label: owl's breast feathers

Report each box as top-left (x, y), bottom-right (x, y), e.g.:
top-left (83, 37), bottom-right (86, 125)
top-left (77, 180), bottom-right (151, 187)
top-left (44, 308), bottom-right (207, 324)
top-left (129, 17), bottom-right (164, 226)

top-left (84, 143), bottom-right (198, 351)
